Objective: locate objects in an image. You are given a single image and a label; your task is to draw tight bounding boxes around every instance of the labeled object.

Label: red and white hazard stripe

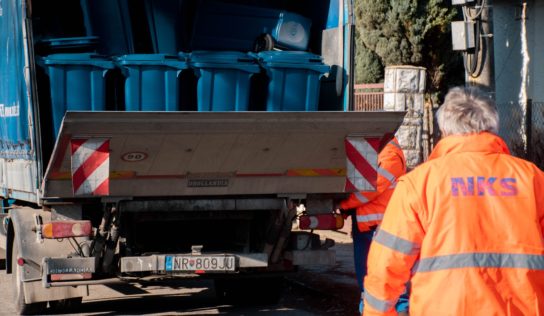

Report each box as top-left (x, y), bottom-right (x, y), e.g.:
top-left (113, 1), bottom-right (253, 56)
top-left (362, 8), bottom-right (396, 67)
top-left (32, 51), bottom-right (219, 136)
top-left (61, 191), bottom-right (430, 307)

top-left (70, 138), bottom-right (110, 196)
top-left (344, 137), bottom-right (380, 192)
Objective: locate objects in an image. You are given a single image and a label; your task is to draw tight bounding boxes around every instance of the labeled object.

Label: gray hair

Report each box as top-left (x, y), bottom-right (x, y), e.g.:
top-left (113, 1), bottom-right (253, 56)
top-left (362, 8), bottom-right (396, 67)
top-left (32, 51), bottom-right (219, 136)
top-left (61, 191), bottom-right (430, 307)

top-left (436, 86), bottom-right (499, 136)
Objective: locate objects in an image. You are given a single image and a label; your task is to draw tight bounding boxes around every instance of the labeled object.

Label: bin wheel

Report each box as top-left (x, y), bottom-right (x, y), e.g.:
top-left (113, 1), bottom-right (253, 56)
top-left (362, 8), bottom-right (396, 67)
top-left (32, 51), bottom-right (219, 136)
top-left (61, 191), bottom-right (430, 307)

top-left (254, 33), bottom-right (275, 52)
top-left (11, 239), bottom-right (47, 315)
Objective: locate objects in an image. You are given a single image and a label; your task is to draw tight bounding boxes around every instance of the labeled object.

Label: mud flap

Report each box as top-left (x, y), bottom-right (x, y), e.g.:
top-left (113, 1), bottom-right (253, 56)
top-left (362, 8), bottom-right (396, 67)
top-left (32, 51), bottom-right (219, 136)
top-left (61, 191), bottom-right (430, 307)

top-left (23, 280), bottom-right (88, 304)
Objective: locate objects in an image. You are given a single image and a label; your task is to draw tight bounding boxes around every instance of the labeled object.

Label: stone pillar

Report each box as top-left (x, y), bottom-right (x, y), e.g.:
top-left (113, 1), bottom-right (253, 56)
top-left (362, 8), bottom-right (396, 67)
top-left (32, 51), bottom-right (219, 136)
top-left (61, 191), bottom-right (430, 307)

top-left (383, 66), bottom-right (426, 168)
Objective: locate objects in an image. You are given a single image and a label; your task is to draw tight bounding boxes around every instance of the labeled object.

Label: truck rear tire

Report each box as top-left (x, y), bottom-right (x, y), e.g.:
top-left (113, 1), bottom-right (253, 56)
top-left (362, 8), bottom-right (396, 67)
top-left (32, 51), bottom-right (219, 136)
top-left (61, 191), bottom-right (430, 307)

top-left (11, 238), bottom-right (47, 315)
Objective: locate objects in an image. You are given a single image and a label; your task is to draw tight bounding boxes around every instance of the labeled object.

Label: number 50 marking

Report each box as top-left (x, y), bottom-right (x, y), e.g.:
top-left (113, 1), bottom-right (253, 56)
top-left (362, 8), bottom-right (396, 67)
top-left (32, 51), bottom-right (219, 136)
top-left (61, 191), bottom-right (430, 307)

top-left (121, 152), bottom-right (148, 162)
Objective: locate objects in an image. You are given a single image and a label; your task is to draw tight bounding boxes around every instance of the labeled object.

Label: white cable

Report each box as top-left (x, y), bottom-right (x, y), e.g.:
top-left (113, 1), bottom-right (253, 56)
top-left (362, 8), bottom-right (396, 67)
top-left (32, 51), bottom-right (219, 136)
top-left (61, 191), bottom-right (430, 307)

top-left (519, 2), bottom-right (530, 153)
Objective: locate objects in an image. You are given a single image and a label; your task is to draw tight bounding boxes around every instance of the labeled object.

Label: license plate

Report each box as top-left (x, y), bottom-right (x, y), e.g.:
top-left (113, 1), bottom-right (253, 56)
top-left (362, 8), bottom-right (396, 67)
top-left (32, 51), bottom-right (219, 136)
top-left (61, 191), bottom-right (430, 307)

top-left (165, 255), bottom-right (236, 272)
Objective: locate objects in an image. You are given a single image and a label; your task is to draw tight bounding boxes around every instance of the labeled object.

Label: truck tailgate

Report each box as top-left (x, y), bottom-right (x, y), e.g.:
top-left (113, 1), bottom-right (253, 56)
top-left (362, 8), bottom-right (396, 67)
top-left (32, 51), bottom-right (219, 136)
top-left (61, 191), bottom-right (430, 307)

top-left (42, 111), bottom-right (404, 198)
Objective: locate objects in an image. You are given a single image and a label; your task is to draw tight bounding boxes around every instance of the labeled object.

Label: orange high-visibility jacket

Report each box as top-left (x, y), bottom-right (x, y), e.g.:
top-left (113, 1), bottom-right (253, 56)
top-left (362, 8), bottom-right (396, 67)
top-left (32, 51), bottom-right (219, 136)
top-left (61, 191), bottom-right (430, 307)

top-left (363, 132), bottom-right (544, 316)
top-left (340, 137), bottom-right (406, 232)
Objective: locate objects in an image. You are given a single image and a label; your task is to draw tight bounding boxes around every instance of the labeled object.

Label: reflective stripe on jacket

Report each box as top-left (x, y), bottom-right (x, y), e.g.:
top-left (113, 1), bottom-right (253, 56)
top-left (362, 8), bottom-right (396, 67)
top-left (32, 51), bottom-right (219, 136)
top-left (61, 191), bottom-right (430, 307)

top-left (363, 132), bottom-right (544, 316)
top-left (340, 137), bottom-right (406, 232)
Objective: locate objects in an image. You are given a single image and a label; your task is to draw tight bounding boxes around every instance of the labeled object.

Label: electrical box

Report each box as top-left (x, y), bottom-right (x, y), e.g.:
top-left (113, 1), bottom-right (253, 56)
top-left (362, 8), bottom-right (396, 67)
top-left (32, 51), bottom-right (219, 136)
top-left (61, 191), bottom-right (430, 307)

top-left (452, 0), bottom-right (474, 5)
top-left (451, 21), bottom-right (476, 51)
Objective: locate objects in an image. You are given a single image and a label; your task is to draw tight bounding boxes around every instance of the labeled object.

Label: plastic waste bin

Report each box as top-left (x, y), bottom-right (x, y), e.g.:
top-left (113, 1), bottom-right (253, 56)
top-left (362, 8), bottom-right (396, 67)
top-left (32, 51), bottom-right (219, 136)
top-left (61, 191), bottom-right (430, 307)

top-left (144, 0), bottom-right (183, 54)
top-left (116, 54), bottom-right (189, 111)
top-left (80, 0), bottom-right (135, 55)
top-left (256, 51), bottom-right (329, 111)
top-left (191, 51), bottom-right (260, 111)
top-left (192, 1), bottom-right (311, 52)
top-left (42, 53), bottom-right (114, 136)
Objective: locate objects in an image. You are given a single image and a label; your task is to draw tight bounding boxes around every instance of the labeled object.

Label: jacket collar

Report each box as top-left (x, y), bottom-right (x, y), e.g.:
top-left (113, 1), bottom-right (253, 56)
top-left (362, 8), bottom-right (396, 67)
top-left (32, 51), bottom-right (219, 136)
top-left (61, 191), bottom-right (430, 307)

top-left (428, 132), bottom-right (510, 161)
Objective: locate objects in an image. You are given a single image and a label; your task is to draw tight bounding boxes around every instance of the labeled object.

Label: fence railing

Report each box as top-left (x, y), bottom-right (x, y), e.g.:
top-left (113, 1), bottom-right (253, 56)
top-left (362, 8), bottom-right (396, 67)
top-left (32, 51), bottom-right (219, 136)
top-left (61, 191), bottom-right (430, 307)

top-left (354, 83), bottom-right (384, 111)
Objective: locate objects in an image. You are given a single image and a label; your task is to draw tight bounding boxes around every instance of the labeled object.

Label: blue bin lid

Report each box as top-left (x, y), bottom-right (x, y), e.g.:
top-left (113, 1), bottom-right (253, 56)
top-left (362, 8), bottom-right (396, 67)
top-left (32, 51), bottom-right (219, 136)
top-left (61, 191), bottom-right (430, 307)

top-left (43, 53), bottom-right (114, 68)
top-left (190, 51), bottom-right (260, 73)
top-left (116, 54), bottom-right (188, 68)
top-left (256, 51), bottom-right (329, 73)
top-left (190, 51), bottom-right (256, 64)
top-left (257, 51), bottom-right (323, 64)
top-left (178, 52), bottom-right (190, 62)
top-left (40, 36), bottom-right (99, 49)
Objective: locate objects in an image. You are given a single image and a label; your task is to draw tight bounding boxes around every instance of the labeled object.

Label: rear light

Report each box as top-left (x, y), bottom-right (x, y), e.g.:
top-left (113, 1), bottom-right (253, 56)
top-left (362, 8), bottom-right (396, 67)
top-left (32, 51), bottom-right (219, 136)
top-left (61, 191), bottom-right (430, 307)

top-left (298, 214), bottom-right (344, 230)
top-left (41, 221), bottom-right (92, 239)
top-left (51, 273), bottom-right (92, 281)
top-left (17, 258), bottom-right (25, 266)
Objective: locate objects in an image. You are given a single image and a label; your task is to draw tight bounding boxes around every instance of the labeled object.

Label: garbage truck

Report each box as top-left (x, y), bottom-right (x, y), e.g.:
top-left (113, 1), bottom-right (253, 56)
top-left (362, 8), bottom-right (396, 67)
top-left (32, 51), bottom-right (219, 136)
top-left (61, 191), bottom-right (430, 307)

top-left (0, 0), bottom-right (404, 313)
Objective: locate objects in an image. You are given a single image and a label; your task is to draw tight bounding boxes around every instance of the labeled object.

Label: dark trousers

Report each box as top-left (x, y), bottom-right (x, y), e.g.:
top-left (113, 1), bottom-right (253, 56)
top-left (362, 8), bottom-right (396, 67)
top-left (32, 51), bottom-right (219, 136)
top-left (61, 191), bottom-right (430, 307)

top-left (352, 216), bottom-right (409, 313)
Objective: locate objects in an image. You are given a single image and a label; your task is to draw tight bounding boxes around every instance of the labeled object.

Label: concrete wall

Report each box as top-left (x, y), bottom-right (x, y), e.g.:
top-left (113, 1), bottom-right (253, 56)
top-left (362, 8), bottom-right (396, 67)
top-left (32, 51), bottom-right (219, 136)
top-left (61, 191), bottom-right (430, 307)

top-left (494, 0), bottom-right (544, 104)
top-left (493, 0), bottom-right (544, 148)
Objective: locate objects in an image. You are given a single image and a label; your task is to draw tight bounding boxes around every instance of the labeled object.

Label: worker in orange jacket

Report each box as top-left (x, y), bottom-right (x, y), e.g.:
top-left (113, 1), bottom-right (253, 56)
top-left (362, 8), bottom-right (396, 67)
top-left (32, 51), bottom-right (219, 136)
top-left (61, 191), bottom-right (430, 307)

top-left (363, 87), bottom-right (544, 316)
top-left (338, 136), bottom-right (407, 313)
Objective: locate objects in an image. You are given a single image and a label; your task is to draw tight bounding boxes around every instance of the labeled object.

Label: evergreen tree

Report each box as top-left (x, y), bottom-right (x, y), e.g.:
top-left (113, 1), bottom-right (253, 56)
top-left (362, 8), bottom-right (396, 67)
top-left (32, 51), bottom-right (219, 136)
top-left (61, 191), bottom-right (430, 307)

top-left (354, 28), bottom-right (383, 84)
top-left (354, 0), bottom-right (463, 97)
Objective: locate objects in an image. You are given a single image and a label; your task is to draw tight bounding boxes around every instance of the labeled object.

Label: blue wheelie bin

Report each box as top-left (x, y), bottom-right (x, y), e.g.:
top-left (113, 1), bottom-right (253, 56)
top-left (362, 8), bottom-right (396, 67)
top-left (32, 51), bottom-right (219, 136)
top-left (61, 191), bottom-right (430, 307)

top-left (116, 54), bottom-right (189, 111)
top-left (256, 51), bottom-right (330, 111)
top-left (190, 51), bottom-right (260, 111)
top-left (42, 53), bottom-right (114, 136)
top-left (192, 1), bottom-right (311, 52)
